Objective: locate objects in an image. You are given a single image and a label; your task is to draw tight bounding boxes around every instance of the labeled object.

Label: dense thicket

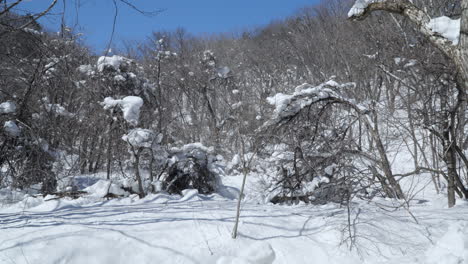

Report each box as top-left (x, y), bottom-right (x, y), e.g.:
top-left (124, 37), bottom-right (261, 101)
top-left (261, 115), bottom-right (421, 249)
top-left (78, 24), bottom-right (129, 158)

top-left (0, 0), bottom-right (467, 206)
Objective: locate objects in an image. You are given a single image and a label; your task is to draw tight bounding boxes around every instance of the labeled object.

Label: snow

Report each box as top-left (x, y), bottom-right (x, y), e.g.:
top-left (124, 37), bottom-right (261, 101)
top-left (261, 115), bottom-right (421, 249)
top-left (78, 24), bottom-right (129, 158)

top-left (97, 55), bottom-right (131, 72)
top-left (404, 59), bottom-right (418, 68)
top-left (114, 75), bottom-right (126, 82)
top-left (348, 0), bottom-right (383, 18)
top-left (425, 222), bottom-right (468, 264)
top-left (77, 64), bottom-right (94, 75)
top-left (45, 103), bottom-right (74, 117)
top-left (266, 93), bottom-right (293, 115)
top-left (0, 101), bottom-right (16, 114)
top-left (84, 180), bottom-right (128, 197)
top-left (231, 102), bottom-right (242, 109)
top-left (266, 81), bottom-right (350, 120)
top-left (217, 66), bottom-right (231, 78)
top-left (102, 96), bottom-right (144, 125)
top-left (0, 177), bottom-right (467, 264)
top-left (217, 242), bottom-right (276, 264)
top-left (23, 28), bottom-right (42, 35)
top-left (427, 16), bottom-right (461, 45)
top-left (170, 142), bottom-right (214, 155)
top-left (394, 57), bottom-right (403, 65)
top-left (1, 133), bottom-right (467, 264)
top-left (122, 128), bottom-right (156, 148)
top-left (3, 120), bottom-right (20, 137)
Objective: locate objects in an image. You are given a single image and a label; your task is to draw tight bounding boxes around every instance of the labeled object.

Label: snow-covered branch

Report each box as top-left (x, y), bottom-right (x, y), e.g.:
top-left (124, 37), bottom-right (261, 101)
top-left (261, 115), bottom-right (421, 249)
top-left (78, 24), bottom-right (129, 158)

top-left (348, 0), bottom-right (459, 59)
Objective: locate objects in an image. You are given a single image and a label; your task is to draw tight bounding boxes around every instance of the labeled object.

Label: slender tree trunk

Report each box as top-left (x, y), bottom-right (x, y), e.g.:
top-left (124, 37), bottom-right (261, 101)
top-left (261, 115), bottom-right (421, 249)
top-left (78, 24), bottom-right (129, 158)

top-left (133, 148), bottom-right (145, 198)
top-left (232, 137), bottom-right (250, 239)
top-left (459, 0), bottom-right (468, 89)
top-left (93, 136), bottom-right (105, 173)
top-left (445, 143), bottom-right (457, 207)
top-left (106, 119), bottom-right (114, 180)
top-left (232, 166), bottom-right (248, 239)
top-left (88, 134), bottom-right (97, 173)
top-left (441, 86), bottom-right (457, 207)
top-left (368, 113), bottom-right (405, 199)
top-left (80, 135), bottom-right (89, 174)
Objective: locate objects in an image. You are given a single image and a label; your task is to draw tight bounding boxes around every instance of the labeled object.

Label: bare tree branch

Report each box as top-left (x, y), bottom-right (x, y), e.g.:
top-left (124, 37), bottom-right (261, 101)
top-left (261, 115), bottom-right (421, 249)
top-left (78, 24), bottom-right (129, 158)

top-left (0, 0), bottom-right (23, 17)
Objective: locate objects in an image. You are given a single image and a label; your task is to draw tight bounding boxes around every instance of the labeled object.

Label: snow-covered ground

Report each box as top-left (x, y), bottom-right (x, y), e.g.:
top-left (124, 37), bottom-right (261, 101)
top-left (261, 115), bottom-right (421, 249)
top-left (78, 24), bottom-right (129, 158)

top-left (0, 171), bottom-right (467, 264)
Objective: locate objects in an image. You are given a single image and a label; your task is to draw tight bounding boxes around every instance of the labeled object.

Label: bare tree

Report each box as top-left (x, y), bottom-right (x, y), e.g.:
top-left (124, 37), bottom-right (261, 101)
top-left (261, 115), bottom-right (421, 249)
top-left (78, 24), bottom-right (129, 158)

top-left (349, 0), bottom-right (468, 207)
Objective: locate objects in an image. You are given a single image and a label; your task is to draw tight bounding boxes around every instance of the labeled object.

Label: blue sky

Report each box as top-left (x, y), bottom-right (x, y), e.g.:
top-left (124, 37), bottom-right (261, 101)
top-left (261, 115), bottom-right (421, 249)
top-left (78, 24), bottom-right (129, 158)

top-left (19, 0), bottom-right (319, 53)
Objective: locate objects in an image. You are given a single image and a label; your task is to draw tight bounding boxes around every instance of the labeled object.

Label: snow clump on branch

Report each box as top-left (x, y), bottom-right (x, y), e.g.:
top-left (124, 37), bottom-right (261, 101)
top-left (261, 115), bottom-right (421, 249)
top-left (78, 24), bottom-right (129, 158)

top-left (427, 16), bottom-right (460, 45)
top-left (348, 0), bottom-right (383, 18)
top-left (102, 96), bottom-right (143, 126)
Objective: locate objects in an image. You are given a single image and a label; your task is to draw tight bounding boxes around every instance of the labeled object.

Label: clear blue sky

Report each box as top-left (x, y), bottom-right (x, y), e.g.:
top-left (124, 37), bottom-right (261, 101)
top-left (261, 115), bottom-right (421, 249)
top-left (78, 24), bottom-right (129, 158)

top-left (18, 0), bottom-right (319, 53)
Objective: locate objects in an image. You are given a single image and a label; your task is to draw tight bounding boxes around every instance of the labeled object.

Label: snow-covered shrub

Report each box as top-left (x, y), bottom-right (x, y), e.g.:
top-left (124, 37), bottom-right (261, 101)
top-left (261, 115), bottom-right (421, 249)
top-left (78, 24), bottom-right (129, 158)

top-left (97, 55), bottom-right (133, 73)
top-left (261, 81), bottom-right (367, 205)
top-left (161, 143), bottom-right (222, 194)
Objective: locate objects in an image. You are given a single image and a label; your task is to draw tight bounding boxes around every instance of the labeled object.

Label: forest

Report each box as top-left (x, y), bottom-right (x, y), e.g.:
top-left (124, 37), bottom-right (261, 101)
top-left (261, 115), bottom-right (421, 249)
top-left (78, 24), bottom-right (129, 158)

top-left (0, 0), bottom-right (467, 263)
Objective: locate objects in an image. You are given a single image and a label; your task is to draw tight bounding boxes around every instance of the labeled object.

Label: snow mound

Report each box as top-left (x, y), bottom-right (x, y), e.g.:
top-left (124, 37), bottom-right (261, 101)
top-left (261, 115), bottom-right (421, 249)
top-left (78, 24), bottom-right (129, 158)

top-left (427, 16), bottom-right (460, 45)
top-left (84, 180), bottom-right (127, 198)
top-left (102, 96), bottom-right (143, 125)
top-left (425, 222), bottom-right (468, 264)
top-left (179, 189), bottom-right (200, 202)
top-left (0, 101), bottom-right (16, 114)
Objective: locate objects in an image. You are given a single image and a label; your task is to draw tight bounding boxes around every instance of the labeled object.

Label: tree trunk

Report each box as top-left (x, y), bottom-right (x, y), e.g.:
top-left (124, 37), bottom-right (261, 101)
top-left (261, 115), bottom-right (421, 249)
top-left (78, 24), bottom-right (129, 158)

top-left (441, 86), bottom-right (457, 207)
top-left (459, 0), bottom-right (468, 91)
top-left (106, 119), bottom-right (114, 180)
top-left (80, 135), bottom-right (89, 174)
top-left (374, 129), bottom-right (405, 199)
top-left (445, 143), bottom-right (457, 207)
top-left (134, 148), bottom-right (145, 198)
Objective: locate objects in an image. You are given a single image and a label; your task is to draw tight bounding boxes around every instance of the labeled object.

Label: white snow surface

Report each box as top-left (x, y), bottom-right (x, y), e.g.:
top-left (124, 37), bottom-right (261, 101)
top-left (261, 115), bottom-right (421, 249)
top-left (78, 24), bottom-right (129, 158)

top-left (427, 16), bottom-right (461, 45)
top-left (1, 170), bottom-right (468, 264)
top-left (348, 0), bottom-right (383, 17)
top-left (102, 96), bottom-right (143, 126)
top-left (0, 101), bottom-right (16, 114)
